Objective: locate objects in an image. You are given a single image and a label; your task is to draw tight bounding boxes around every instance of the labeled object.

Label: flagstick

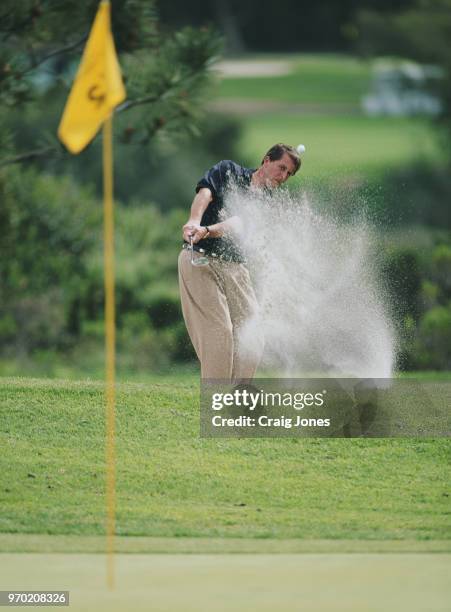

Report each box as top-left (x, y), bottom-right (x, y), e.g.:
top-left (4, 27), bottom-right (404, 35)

top-left (103, 116), bottom-right (116, 590)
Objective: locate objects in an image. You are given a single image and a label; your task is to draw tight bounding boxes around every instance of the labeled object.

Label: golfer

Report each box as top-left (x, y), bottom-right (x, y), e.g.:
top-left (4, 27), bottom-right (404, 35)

top-left (178, 143), bottom-right (301, 380)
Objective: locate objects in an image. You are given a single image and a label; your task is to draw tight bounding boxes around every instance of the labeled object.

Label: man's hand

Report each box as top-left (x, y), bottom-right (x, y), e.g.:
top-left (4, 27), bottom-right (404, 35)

top-left (182, 223), bottom-right (208, 244)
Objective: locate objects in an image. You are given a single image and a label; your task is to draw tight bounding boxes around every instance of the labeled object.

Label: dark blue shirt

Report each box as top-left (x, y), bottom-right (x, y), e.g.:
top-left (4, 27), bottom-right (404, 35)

top-left (192, 160), bottom-right (255, 262)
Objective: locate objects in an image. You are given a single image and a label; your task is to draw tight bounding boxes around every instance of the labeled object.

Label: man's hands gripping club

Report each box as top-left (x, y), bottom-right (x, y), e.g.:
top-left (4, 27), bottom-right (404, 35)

top-left (182, 186), bottom-right (244, 244)
top-left (183, 223), bottom-right (209, 244)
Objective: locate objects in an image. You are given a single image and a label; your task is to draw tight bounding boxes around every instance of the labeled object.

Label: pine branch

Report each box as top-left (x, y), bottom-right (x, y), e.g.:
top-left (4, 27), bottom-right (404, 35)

top-left (116, 93), bottom-right (162, 114)
top-left (0, 146), bottom-right (60, 168)
top-left (19, 35), bottom-right (88, 78)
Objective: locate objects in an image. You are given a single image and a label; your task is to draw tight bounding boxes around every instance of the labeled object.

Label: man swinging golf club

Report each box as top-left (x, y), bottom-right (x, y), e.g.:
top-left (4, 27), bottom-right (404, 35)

top-left (178, 143), bottom-right (303, 380)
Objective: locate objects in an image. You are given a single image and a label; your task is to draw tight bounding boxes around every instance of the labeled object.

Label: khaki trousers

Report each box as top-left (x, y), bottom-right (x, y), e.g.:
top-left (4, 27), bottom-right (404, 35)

top-left (178, 249), bottom-right (262, 380)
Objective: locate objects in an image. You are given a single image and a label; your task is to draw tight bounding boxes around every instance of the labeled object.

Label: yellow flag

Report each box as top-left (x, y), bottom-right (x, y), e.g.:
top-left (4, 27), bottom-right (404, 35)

top-left (58, 0), bottom-right (126, 154)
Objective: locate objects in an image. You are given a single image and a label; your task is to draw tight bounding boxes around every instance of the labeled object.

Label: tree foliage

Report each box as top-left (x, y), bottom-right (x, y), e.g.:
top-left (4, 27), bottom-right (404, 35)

top-left (0, 0), bottom-right (224, 366)
top-left (355, 0), bottom-right (451, 154)
top-left (0, 167), bottom-right (100, 353)
top-left (157, 0), bottom-right (416, 53)
top-left (0, 0), bottom-right (223, 165)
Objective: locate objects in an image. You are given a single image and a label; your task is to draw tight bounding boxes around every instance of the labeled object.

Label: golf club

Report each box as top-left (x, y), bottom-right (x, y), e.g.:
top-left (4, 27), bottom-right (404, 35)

top-left (190, 235), bottom-right (209, 267)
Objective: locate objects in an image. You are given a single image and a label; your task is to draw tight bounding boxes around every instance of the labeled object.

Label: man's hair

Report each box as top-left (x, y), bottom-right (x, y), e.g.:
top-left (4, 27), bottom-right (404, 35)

top-left (261, 143), bottom-right (301, 174)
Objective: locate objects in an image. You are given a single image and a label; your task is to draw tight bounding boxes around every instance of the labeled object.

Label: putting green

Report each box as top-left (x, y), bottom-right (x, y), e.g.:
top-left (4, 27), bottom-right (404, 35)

top-left (1, 553), bottom-right (449, 611)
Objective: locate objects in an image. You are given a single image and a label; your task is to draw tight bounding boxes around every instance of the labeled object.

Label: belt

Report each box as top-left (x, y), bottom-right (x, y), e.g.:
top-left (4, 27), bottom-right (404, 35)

top-left (182, 242), bottom-right (219, 258)
top-left (182, 242), bottom-right (245, 263)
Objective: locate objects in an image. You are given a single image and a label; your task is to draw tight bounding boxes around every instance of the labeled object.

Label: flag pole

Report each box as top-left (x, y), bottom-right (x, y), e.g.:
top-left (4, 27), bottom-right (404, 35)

top-left (56, 0), bottom-right (125, 588)
top-left (103, 115), bottom-right (116, 590)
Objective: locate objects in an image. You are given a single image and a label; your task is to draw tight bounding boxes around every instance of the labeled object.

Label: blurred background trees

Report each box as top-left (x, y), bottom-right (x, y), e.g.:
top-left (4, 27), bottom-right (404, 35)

top-left (0, 0), bottom-right (231, 374)
top-left (1, 0), bottom-right (450, 376)
top-left (158, 0), bottom-right (415, 53)
top-left (355, 0), bottom-right (451, 151)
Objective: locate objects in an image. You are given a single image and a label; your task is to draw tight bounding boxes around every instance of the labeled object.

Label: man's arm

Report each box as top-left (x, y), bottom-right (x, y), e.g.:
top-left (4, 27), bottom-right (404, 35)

top-left (182, 188), bottom-right (212, 242)
top-left (182, 188), bottom-right (243, 243)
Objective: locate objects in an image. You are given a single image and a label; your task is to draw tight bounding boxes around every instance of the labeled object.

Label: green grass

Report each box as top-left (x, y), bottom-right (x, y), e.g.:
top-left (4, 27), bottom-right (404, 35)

top-left (0, 377), bottom-right (449, 541)
top-left (239, 114), bottom-right (442, 183)
top-left (216, 54), bottom-right (372, 104)
top-left (0, 353), bottom-right (200, 383)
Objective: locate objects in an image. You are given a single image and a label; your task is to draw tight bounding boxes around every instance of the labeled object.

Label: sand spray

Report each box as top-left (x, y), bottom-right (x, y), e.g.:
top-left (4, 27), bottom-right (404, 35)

top-left (224, 185), bottom-right (396, 378)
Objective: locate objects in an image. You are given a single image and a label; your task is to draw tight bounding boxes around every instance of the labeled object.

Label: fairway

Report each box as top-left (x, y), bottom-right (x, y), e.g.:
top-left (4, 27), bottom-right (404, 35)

top-left (0, 377), bottom-right (449, 541)
top-left (216, 54), bottom-right (372, 104)
top-left (239, 114), bottom-right (441, 182)
top-left (1, 552), bottom-right (450, 611)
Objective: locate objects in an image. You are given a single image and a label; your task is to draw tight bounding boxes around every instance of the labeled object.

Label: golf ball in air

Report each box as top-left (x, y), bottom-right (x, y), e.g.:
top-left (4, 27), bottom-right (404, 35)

top-left (296, 144), bottom-right (306, 154)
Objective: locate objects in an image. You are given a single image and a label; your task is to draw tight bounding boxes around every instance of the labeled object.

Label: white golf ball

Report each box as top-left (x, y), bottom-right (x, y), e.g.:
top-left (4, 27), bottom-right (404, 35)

top-left (296, 144), bottom-right (306, 154)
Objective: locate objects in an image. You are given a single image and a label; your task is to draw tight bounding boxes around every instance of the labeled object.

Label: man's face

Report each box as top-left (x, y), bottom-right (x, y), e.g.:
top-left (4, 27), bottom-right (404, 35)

top-left (261, 152), bottom-right (297, 187)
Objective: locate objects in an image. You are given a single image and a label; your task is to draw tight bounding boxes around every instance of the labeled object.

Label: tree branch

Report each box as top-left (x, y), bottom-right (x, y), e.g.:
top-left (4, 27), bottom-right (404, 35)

top-left (19, 35), bottom-right (88, 78)
top-left (116, 93), bottom-right (162, 114)
top-left (0, 146), bottom-right (61, 168)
